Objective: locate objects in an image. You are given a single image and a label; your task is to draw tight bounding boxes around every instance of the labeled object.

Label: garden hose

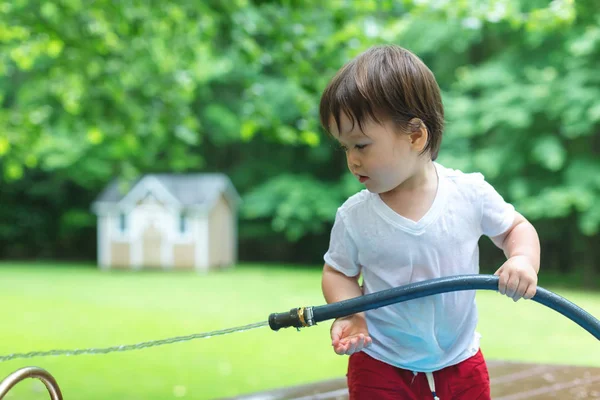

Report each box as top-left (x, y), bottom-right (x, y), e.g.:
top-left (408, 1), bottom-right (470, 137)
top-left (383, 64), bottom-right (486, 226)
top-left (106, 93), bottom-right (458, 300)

top-left (268, 274), bottom-right (600, 341)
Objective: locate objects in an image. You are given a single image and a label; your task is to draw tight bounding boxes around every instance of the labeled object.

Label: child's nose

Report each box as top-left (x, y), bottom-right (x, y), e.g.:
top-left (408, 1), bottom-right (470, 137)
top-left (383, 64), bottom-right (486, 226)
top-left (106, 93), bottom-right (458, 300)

top-left (347, 151), bottom-right (361, 168)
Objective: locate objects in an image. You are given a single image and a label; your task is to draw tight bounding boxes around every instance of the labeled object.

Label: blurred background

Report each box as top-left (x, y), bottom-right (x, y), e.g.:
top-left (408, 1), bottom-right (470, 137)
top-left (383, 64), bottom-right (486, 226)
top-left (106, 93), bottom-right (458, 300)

top-left (0, 0), bottom-right (599, 399)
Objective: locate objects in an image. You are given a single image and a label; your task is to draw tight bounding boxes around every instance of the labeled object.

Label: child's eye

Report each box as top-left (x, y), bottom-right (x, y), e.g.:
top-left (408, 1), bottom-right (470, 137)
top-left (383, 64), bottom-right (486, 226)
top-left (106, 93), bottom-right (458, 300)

top-left (355, 144), bottom-right (368, 150)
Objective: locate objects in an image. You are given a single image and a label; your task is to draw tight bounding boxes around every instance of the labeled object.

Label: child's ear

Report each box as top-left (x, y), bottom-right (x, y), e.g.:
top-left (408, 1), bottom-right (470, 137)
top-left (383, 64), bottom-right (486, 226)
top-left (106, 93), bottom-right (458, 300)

top-left (407, 118), bottom-right (428, 152)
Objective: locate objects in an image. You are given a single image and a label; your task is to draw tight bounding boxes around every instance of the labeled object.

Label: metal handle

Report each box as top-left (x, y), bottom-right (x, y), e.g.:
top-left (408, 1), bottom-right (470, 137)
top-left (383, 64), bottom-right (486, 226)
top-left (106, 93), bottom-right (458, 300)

top-left (0, 366), bottom-right (63, 400)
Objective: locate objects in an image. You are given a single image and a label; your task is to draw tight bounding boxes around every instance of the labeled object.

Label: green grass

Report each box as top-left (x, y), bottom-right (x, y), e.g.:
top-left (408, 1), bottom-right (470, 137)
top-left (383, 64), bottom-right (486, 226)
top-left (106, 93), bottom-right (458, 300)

top-left (0, 262), bottom-right (598, 400)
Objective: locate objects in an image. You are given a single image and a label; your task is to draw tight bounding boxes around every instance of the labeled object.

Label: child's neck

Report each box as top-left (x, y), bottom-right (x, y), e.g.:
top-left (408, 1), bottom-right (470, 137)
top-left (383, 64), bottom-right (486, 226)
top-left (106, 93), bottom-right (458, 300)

top-left (379, 160), bottom-right (438, 222)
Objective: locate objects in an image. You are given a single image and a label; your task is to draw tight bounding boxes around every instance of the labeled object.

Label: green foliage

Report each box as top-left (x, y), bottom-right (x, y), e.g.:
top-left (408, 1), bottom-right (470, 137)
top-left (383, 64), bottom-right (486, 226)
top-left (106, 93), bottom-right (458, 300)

top-left (434, 1), bottom-right (600, 242)
top-left (0, 0), bottom-right (599, 269)
top-left (1, 1), bottom-right (222, 184)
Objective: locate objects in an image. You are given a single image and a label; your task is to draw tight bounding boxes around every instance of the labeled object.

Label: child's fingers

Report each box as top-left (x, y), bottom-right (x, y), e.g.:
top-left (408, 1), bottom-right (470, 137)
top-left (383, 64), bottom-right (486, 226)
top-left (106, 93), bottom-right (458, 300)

top-left (345, 337), bottom-right (360, 355)
top-left (334, 342), bottom-right (348, 355)
top-left (349, 336), bottom-right (364, 354)
top-left (505, 274), bottom-right (520, 298)
top-left (523, 284), bottom-right (537, 300)
top-left (512, 279), bottom-right (529, 302)
top-left (356, 335), bottom-right (368, 352)
top-left (331, 335), bottom-right (340, 347)
top-left (330, 323), bottom-right (343, 343)
top-left (344, 334), bottom-right (368, 355)
top-left (345, 341), bottom-right (356, 355)
top-left (332, 329), bottom-right (372, 356)
top-left (340, 335), bottom-right (372, 356)
top-left (356, 335), bottom-right (365, 351)
top-left (497, 269), bottom-right (509, 295)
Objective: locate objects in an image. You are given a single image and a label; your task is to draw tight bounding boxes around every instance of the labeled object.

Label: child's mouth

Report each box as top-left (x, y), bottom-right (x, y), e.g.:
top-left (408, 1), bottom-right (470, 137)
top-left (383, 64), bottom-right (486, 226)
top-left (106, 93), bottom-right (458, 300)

top-left (358, 175), bottom-right (369, 183)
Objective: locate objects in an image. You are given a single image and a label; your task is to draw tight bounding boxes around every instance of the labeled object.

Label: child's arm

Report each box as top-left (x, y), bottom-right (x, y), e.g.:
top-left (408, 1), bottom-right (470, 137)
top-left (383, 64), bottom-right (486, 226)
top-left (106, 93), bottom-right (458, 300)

top-left (322, 263), bottom-right (363, 303)
top-left (322, 264), bottom-right (371, 355)
top-left (491, 211), bottom-right (540, 301)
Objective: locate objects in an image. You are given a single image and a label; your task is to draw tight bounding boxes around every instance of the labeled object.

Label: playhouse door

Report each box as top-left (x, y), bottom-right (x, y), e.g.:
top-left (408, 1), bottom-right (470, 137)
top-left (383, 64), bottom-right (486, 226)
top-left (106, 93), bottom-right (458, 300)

top-left (142, 221), bottom-right (163, 268)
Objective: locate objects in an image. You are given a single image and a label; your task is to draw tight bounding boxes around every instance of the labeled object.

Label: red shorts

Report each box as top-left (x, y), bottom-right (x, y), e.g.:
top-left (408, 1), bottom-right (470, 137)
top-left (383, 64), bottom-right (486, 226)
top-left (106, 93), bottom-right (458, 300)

top-left (347, 349), bottom-right (490, 399)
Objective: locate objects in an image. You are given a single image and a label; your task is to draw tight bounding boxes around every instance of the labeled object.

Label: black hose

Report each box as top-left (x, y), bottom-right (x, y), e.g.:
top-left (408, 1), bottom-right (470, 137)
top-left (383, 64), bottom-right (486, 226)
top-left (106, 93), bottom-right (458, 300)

top-left (268, 274), bottom-right (600, 341)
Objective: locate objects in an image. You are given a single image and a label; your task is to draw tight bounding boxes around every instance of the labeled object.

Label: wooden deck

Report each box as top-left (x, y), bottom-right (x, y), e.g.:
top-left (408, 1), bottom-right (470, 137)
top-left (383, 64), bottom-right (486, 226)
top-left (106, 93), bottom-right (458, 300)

top-left (224, 360), bottom-right (600, 399)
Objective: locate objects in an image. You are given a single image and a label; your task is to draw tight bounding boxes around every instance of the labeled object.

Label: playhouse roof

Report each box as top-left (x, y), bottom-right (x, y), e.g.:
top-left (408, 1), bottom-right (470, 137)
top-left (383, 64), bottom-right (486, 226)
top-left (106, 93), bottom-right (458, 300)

top-left (92, 173), bottom-right (239, 213)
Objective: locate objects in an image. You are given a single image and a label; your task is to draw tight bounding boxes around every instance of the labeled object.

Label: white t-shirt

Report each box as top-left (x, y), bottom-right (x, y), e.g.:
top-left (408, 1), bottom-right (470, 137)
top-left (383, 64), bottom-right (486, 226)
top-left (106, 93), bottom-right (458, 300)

top-left (324, 162), bottom-right (515, 372)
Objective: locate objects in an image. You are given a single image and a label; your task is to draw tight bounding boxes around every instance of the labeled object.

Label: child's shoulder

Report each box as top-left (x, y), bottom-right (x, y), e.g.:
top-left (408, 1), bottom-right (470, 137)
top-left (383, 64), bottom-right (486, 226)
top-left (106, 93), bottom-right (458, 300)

top-left (437, 162), bottom-right (487, 189)
top-left (437, 163), bottom-right (496, 203)
top-left (337, 189), bottom-right (372, 215)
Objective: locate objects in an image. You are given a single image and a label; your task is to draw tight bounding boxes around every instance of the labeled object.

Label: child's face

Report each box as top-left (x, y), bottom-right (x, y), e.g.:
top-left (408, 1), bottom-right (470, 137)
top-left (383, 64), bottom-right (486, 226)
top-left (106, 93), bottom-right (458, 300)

top-left (330, 113), bottom-right (426, 194)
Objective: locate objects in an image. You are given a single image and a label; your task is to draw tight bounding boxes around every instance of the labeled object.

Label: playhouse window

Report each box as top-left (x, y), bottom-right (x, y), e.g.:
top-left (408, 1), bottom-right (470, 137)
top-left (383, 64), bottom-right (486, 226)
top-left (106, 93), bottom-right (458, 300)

top-left (179, 213), bottom-right (186, 233)
top-left (119, 213), bottom-right (126, 232)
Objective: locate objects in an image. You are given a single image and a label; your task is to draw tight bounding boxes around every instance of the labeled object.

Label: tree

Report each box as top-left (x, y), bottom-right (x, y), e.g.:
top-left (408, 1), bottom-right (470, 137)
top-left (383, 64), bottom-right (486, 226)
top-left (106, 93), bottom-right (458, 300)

top-left (1, 0), bottom-right (598, 282)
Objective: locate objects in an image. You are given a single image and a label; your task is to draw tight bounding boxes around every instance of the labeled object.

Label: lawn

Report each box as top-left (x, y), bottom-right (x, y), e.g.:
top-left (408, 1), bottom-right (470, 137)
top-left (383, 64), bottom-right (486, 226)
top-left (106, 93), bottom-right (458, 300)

top-left (0, 262), bottom-right (598, 400)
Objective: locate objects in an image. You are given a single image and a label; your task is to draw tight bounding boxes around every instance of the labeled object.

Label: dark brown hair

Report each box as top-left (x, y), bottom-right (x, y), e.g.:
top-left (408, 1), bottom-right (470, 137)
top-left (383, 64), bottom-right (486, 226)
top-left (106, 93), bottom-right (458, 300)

top-left (319, 45), bottom-right (444, 160)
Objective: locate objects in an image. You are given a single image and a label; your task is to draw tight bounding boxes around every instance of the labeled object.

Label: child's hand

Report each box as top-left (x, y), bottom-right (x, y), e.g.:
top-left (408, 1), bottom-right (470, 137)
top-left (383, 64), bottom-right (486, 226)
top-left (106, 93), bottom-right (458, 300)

top-left (330, 314), bottom-right (372, 356)
top-left (494, 255), bottom-right (538, 302)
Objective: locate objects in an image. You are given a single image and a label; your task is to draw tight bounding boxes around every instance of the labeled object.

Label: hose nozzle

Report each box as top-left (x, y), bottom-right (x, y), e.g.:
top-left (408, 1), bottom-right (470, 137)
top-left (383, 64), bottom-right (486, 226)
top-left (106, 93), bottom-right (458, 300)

top-left (268, 307), bottom-right (315, 331)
